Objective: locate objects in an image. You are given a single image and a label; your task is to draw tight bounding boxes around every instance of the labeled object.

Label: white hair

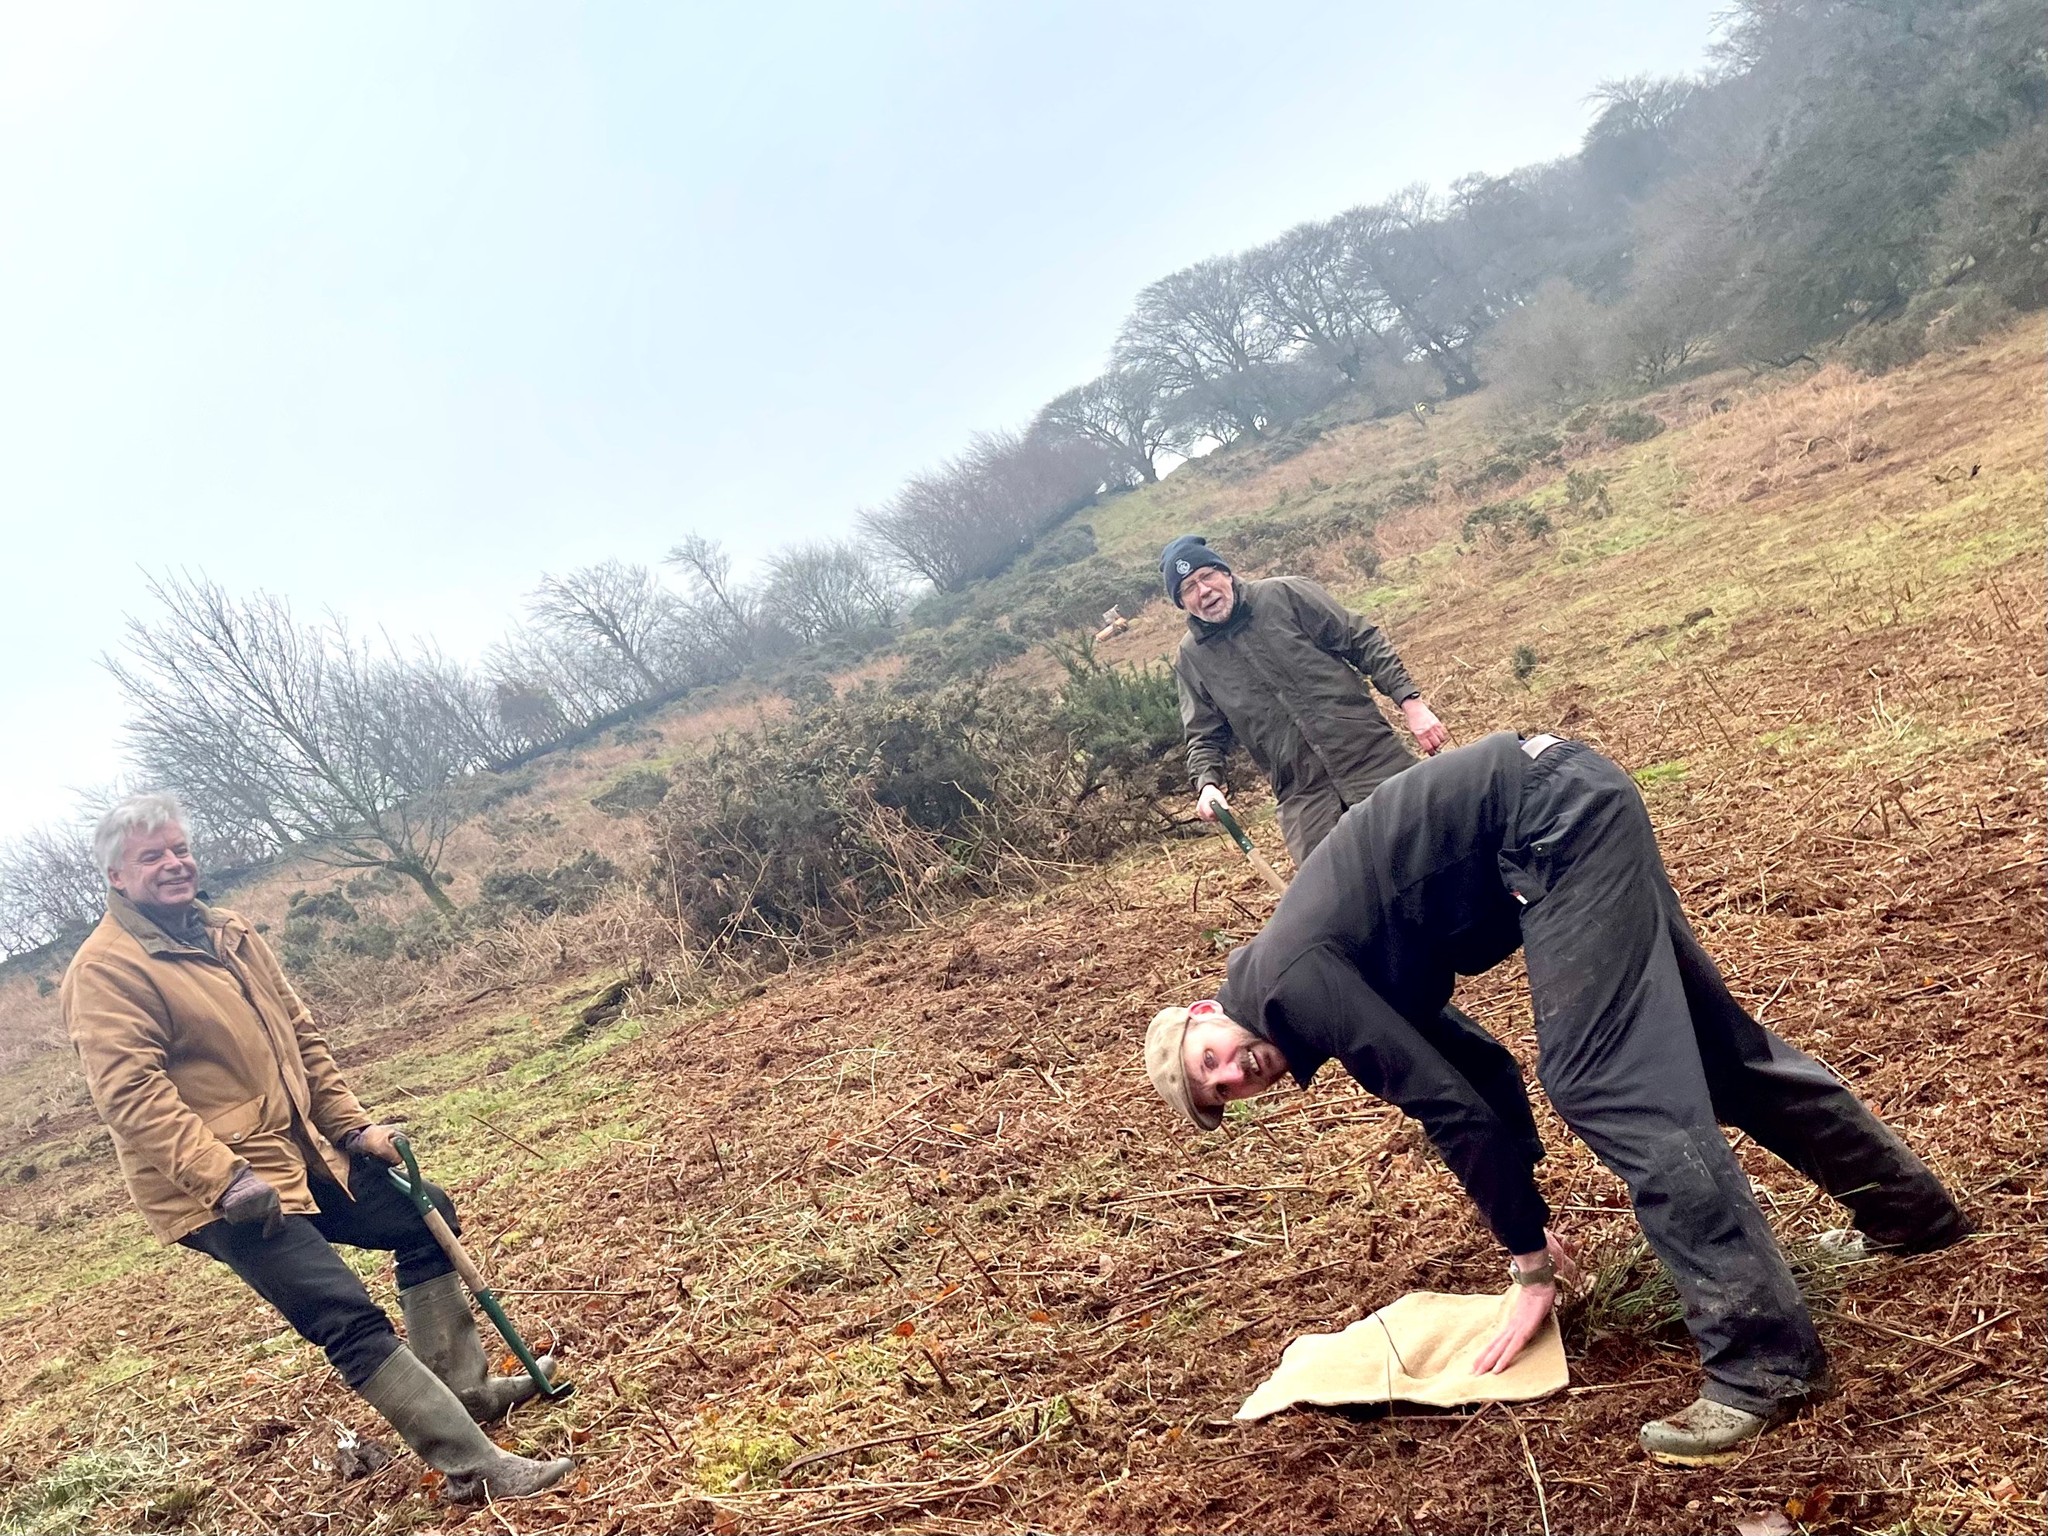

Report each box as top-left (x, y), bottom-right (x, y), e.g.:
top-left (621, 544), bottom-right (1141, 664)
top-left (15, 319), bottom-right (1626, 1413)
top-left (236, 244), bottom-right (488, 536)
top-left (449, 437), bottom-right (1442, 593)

top-left (92, 792), bottom-right (190, 880)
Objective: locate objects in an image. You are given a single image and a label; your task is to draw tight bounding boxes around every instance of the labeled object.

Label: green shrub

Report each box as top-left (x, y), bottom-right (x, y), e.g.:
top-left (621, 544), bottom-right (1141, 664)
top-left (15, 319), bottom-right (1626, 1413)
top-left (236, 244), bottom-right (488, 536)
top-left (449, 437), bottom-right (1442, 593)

top-left (1840, 317), bottom-right (1928, 375)
top-left (335, 919), bottom-right (398, 961)
top-left (591, 765), bottom-right (671, 817)
top-left (1024, 521), bottom-right (1097, 571)
top-left (1385, 461), bottom-right (1439, 507)
top-left (396, 908), bottom-right (466, 962)
top-left (646, 670), bottom-right (1178, 970)
top-left (1926, 285), bottom-right (2016, 351)
top-left (1462, 499), bottom-right (1551, 546)
top-left (1048, 639), bottom-right (1185, 801)
top-left (1346, 541), bottom-right (1383, 577)
top-left (1456, 432), bottom-right (1561, 496)
top-left (1004, 557), bottom-right (1158, 640)
top-left (1563, 468), bottom-right (1614, 518)
top-left (286, 889), bottom-right (357, 924)
top-left (476, 852), bottom-right (622, 922)
top-left (896, 620), bottom-right (1031, 685)
top-left (1603, 407), bottom-right (1666, 444)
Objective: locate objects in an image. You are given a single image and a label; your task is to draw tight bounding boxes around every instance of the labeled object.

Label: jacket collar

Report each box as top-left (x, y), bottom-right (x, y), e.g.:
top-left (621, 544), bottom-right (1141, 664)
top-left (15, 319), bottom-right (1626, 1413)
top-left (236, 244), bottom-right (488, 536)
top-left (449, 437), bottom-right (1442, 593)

top-left (107, 891), bottom-right (224, 958)
top-left (1187, 578), bottom-right (1254, 644)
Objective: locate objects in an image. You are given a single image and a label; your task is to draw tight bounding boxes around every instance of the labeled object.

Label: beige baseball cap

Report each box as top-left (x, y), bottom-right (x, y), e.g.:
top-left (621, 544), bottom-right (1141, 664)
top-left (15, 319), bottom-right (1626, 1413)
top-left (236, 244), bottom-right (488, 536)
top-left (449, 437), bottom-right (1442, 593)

top-left (1144, 1005), bottom-right (1224, 1131)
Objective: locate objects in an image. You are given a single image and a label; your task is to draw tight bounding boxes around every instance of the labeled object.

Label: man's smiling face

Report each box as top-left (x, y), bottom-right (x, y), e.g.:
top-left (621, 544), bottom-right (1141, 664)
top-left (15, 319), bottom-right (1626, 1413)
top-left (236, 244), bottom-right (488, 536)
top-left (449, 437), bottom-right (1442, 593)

top-left (1181, 1014), bottom-right (1288, 1114)
top-left (108, 822), bottom-right (199, 908)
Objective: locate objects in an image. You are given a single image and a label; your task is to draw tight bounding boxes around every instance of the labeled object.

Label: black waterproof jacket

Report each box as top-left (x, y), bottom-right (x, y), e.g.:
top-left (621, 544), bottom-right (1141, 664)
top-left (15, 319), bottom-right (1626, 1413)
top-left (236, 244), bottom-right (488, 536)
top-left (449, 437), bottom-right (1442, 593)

top-left (1215, 732), bottom-right (1550, 1252)
top-left (1174, 576), bottom-right (1418, 815)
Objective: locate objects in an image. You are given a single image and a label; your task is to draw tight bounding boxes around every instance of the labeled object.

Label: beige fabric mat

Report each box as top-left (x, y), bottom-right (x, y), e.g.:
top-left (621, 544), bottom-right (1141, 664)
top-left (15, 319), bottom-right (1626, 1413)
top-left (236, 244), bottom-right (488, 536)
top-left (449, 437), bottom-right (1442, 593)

top-left (1236, 1289), bottom-right (1568, 1420)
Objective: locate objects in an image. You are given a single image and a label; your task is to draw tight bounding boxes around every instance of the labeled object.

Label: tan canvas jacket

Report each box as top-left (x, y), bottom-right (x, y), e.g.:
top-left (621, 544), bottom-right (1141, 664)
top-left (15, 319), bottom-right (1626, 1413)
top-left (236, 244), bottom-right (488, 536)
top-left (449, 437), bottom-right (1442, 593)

top-left (61, 896), bottom-right (371, 1243)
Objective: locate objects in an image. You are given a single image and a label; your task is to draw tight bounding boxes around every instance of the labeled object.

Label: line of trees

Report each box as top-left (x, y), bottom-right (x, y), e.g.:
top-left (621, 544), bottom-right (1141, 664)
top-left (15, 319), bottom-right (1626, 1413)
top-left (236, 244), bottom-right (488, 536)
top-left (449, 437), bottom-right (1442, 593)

top-left (4, 0), bottom-right (2040, 959)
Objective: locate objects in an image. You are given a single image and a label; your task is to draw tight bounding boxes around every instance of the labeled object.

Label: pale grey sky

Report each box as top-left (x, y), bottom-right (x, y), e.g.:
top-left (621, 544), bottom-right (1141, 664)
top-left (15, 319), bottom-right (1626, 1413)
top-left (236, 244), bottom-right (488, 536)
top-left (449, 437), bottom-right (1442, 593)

top-left (0, 1), bottom-right (1724, 842)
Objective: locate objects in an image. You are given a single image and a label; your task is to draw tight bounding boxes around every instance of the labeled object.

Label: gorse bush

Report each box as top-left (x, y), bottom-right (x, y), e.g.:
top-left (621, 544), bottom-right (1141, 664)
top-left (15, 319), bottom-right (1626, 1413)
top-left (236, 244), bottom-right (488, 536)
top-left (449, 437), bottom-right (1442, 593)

top-left (590, 765), bottom-right (672, 818)
top-left (477, 852), bottom-right (622, 922)
top-left (645, 667), bottom-right (1183, 970)
top-left (1602, 407), bottom-right (1666, 445)
top-left (1047, 638), bottom-right (1186, 802)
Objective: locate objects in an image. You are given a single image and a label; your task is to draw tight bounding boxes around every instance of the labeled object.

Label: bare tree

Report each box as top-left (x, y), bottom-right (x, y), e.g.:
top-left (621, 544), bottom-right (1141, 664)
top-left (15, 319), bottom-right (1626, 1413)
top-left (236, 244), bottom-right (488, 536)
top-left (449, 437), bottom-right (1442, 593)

top-left (1245, 218), bottom-right (1401, 382)
top-left (1035, 366), bottom-right (1173, 486)
top-left (0, 822), bottom-right (101, 956)
top-left (861, 428), bottom-right (1103, 593)
top-left (1481, 279), bottom-right (1619, 413)
top-left (1338, 196), bottom-right (1485, 396)
top-left (389, 643), bottom-right (532, 766)
top-left (760, 541), bottom-right (900, 644)
top-left (665, 534), bottom-right (766, 671)
top-left (107, 574), bottom-right (468, 912)
top-left (489, 678), bottom-right (568, 748)
top-left (488, 622), bottom-right (643, 733)
top-left (1113, 256), bottom-right (1285, 441)
top-left (1581, 74), bottom-right (1701, 204)
top-left (528, 561), bottom-right (688, 696)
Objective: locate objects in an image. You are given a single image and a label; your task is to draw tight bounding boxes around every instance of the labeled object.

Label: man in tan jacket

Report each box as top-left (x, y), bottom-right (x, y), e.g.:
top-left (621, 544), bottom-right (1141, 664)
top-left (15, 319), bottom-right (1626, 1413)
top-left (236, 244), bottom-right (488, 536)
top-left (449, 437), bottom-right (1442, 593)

top-left (62, 792), bottom-right (571, 1504)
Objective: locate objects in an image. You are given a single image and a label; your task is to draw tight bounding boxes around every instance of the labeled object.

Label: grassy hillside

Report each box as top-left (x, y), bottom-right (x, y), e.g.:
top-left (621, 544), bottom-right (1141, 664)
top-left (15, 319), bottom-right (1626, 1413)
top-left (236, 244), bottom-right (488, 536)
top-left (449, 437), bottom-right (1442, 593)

top-left (1, 323), bottom-right (2040, 1534)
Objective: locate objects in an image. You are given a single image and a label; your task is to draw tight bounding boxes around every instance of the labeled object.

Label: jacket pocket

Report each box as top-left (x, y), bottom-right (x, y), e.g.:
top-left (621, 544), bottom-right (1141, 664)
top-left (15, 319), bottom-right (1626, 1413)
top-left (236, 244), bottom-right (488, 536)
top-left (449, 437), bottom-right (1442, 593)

top-left (1497, 844), bottom-right (1555, 909)
top-left (202, 1095), bottom-right (266, 1146)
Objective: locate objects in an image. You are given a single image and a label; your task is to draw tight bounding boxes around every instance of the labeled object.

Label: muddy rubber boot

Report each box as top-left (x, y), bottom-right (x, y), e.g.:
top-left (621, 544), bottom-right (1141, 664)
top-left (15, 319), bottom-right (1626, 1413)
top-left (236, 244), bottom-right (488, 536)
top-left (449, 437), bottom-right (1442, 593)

top-left (1639, 1398), bottom-right (1774, 1467)
top-left (400, 1271), bottom-right (556, 1423)
top-left (358, 1346), bottom-right (572, 1504)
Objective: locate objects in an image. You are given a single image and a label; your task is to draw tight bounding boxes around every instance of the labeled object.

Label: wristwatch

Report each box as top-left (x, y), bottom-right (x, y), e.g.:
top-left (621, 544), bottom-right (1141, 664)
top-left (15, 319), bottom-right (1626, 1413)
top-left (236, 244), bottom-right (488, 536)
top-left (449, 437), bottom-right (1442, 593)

top-left (1509, 1255), bottom-right (1557, 1287)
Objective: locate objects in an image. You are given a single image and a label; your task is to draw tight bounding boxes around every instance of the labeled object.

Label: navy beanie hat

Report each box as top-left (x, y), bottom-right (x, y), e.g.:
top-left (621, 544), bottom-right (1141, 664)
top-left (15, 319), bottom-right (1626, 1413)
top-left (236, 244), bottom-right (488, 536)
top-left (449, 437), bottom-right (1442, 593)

top-left (1161, 536), bottom-right (1231, 606)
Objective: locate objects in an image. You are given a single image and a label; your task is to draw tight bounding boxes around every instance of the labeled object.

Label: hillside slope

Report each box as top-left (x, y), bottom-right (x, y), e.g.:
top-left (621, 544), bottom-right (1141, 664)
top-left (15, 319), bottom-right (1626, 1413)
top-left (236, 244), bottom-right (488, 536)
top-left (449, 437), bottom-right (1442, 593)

top-left (1, 325), bottom-right (2041, 1534)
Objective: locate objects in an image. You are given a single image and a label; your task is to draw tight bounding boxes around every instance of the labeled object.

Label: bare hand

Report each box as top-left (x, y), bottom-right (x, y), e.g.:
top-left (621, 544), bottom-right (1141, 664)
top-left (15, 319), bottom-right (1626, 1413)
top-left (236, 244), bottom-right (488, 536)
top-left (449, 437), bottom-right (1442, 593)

top-left (350, 1124), bottom-right (405, 1165)
top-left (1473, 1279), bottom-right (1554, 1374)
top-left (1473, 1230), bottom-right (1579, 1374)
top-left (1401, 698), bottom-right (1450, 755)
top-left (1196, 784), bottom-right (1230, 822)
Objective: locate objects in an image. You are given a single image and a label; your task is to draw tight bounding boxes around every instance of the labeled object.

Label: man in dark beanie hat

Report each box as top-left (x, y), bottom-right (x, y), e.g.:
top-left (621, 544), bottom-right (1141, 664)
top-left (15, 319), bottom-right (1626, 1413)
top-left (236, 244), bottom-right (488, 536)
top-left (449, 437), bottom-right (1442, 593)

top-left (1163, 534), bottom-right (1448, 865)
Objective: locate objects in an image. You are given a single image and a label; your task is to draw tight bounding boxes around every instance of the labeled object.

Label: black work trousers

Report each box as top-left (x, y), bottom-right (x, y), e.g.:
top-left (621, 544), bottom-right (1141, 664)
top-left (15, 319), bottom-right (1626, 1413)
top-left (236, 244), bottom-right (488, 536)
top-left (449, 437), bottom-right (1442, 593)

top-left (1506, 743), bottom-right (1965, 1415)
top-left (180, 1154), bottom-right (460, 1391)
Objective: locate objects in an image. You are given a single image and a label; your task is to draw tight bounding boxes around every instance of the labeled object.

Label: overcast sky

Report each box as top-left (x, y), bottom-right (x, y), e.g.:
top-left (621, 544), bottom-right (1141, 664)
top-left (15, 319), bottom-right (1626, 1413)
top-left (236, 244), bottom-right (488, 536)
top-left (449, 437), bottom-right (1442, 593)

top-left (0, 1), bottom-right (1724, 843)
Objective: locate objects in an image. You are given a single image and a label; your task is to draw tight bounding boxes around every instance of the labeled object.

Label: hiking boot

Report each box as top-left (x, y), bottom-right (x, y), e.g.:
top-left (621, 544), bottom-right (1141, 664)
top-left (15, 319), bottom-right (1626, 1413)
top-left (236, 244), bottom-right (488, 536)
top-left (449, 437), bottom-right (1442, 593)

top-left (359, 1346), bottom-right (572, 1504)
top-left (1639, 1398), bottom-right (1776, 1467)
top-left (401, 1272), bottom-right (556, 1423)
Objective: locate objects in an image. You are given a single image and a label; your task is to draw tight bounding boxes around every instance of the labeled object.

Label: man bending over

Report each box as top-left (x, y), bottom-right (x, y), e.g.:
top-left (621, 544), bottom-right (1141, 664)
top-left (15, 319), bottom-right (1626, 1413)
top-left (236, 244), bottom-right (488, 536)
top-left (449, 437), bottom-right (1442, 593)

top-left (1143, 733), bottom-right (1966, 1464)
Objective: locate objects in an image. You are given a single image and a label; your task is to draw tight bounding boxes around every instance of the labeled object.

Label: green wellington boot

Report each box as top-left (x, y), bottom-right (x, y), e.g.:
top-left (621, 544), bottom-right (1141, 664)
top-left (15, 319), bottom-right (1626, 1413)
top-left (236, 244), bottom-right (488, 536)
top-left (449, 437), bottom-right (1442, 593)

top-left (1639, 1397), bottom-right (1777, 1467)
top-left (400, 1271), bottom-right (556, 1422)
top-left (359, 1346), bottom-right (572, 1504)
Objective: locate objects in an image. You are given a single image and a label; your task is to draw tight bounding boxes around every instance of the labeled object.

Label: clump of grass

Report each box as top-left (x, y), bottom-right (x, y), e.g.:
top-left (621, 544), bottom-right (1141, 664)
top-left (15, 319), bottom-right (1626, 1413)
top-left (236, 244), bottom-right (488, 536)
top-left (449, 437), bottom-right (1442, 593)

top-left (1511, 644), bottom-right (1540, 683)
top-left (1564, 1234), bottom-right (1870, 1352)
top-left (1, 1434), bottom-right (170, 1535)
top-left (694, 1413), bottom-right (801, 1492)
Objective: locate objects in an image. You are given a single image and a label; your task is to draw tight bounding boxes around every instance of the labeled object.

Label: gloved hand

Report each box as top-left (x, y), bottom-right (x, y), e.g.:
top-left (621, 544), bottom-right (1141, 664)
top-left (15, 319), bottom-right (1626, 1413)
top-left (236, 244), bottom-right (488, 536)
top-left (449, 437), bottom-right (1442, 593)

top-left (216, 1168), bottom-right (285, 1238)
top-left (340, 1124), bottom-right (405, 1165)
